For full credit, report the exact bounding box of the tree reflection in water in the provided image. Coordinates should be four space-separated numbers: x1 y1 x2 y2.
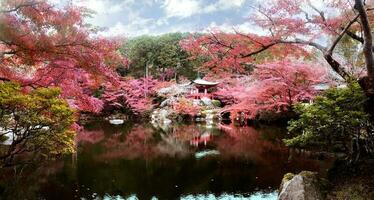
0 121 334 200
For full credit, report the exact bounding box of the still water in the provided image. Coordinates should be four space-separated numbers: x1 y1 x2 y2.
0 121 332 200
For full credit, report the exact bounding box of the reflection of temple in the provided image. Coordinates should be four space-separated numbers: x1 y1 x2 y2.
190 132 213 147
189 78 219 100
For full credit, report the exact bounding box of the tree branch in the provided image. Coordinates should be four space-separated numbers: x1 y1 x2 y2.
0 2 41 13
327 14 360 54
0 77 10 82
346 30 364 43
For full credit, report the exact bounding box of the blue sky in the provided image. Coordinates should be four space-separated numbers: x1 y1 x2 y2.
55 0 259 37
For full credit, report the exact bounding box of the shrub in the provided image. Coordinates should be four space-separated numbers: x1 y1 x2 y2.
0 82 76 167
285 82 373 162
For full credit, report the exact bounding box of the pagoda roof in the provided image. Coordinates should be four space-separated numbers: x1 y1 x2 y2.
192 78 219 86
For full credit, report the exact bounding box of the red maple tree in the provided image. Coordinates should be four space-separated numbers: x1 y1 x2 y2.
219 61 327 120
0 0 127 112
101 77 160 114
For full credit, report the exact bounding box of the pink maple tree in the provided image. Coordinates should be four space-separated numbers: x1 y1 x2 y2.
180 0 369 119
0 0 127 112
220 61 327 120
180 32 308 78
173 98 201 116
181 0 367 81
213 75 254 106
101 77 159 114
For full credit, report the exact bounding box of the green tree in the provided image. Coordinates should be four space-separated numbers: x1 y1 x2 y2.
0 82 75 167
121 35 158 77
285 83 373 162
120 33 199 80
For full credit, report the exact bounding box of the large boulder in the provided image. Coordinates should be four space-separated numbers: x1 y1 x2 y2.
278 171 327 200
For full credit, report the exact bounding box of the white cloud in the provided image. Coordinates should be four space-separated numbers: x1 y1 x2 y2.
203 21 268 35
98 16 156 37
100 22 128 37
204 22 233 33
156 18 169 26
162 0 201 18
204 0 246 13
235 22 268 35
73 0 134 14
168 22 197 33
162 0 247 19
53 0 253 37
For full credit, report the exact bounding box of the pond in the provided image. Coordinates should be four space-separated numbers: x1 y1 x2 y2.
0 120 333 200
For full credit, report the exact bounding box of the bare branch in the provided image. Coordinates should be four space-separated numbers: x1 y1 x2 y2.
327 14 360 54
307 0 326 22
241 43 277 58
345 30 364 43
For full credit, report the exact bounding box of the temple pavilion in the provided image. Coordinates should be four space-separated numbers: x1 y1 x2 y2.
189 78 219 99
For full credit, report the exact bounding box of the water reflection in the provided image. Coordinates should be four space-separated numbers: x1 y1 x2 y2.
0 121 333 200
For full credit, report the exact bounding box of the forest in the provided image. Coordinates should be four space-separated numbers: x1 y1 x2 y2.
0 0 374 199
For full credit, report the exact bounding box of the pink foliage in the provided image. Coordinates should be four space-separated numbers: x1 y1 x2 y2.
213 76 254 106
251 0 348 38
221 61 327 120
31 61 108 113
179 0 348 120
0 0 127 113
181 33 308 78
101 77 160 114
173 98 201 116
180 33 254 77
180 0 353 79
159 68 176 81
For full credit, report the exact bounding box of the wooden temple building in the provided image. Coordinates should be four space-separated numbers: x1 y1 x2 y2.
189 78 219 99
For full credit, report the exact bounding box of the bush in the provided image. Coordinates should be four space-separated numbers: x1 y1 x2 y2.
0 82 76 167
285 82 373 161
211 100 221 107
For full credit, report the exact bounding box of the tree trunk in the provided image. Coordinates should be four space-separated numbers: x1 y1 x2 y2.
359 77 374 115
355 0 374 76
355 0 374 115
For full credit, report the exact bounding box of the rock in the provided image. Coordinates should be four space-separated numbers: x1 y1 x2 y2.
151 108 174 127
278 171 326 200
195 150 220 159
195 117 201 122
163 118 172 124
159 109 169 119
160 99 169 107
109 119 124 125
160 97 178 107
192 99 201 106
201 97 212 106
0 127 12 145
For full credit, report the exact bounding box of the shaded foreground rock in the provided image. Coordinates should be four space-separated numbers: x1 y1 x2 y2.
278 171 327 200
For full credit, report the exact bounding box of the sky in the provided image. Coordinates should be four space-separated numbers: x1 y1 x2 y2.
53 0 258 37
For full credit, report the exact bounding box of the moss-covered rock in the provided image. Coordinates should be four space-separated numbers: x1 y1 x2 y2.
283 173 295 182
278 171 327 200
